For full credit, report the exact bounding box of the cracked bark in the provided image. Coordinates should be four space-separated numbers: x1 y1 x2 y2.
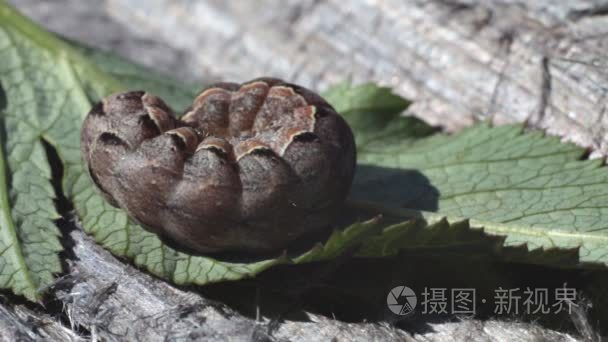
3 0 607 340
532 56 553 126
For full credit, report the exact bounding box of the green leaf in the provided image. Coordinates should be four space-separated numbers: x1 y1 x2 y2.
0 126 60 302
0 3 67 301
352 206 581 267
323 81 436 146
349 108 608 266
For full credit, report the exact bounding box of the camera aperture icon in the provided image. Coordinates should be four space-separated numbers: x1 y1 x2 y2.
387 286 417 315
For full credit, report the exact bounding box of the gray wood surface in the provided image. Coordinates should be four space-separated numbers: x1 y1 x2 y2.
0 300 81 341
5 0 607 340
101 0 608 157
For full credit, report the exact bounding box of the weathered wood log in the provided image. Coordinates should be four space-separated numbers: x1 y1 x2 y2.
0 300 80 341
100 0 608 156
7 0 605 340
54 227 414 341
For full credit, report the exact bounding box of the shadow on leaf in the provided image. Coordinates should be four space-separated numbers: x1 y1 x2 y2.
352 164 440 212
0 82 6 113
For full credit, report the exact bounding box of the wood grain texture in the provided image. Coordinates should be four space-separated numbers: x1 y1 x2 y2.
102 0 608 157
0 300 81 341
7 0 605 340
60 227 413 342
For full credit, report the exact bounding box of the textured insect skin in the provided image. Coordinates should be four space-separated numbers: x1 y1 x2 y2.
81 78 356 253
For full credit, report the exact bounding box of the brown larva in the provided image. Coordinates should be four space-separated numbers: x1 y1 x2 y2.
81 78 356 253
